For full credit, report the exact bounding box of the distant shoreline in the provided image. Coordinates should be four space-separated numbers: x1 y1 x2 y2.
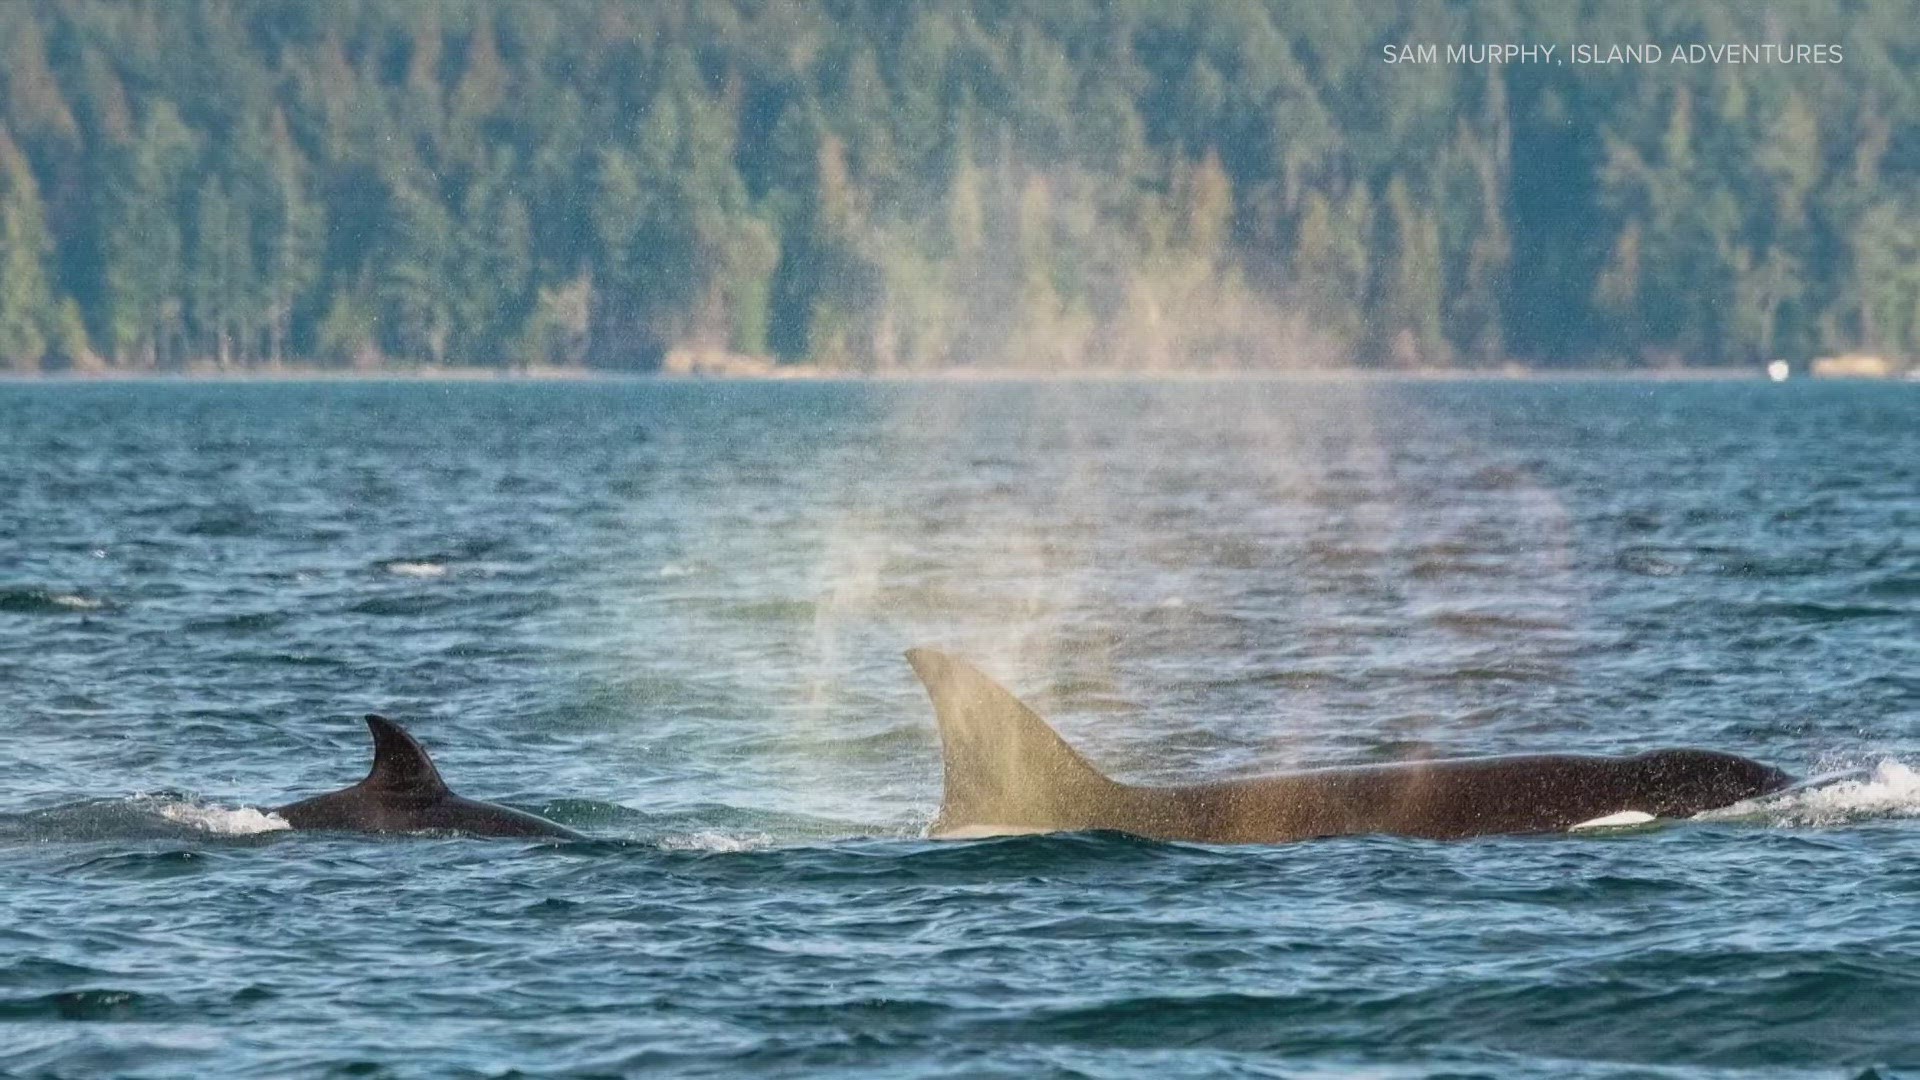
0 363 1811 384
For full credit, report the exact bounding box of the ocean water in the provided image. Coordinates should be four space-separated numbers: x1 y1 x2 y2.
0 377 1915 1078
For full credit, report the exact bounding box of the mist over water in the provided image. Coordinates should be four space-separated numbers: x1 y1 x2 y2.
1 378 1916 1077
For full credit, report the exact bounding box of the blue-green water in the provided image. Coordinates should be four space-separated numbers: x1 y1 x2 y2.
1 379 1916 1078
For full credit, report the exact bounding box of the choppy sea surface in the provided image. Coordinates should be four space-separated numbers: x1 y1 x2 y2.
0 378 1916 1078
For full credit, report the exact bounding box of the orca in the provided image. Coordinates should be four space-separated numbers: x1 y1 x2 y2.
905 649 1794 843
275 715 583 840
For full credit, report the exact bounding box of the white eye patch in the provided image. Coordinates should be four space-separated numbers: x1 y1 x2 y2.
1569 810 1657 832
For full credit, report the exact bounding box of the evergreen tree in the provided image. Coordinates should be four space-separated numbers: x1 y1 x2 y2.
0 1 1913 372
0 127 54 371
449 152 533 363
257 112 324 364
1374 176 1447 367
101 102 194 367
189 178 254 365
377 177 456 365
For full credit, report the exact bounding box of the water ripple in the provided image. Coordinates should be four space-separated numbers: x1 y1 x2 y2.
0 380 1916 1077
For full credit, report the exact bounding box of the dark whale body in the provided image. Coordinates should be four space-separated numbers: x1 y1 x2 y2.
275 715 583 840
905 649 1794 843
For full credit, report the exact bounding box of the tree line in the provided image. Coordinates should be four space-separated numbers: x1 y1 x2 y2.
0 0 1913 373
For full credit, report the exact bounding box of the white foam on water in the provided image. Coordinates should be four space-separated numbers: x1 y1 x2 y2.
656 563 700 579
658 830 774 853
385 561 447 578
155 801 292 835
1698 759 1920 828
51 594 104 610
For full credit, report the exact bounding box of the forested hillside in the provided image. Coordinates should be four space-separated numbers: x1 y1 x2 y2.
0 1 1911 372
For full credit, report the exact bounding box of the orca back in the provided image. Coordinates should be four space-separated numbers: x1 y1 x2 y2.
906 648 1795 843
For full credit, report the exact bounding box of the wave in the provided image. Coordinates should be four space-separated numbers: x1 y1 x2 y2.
657 830 777 852
345 594 465 616
0 795 288 844
0 791 878 848
1425 609 1573 635
0 587 109 614
1699 759 1920 827
0 989 161 1021
381 560 449 578
152 799 290 835
9 761 1915 849
1746 601 1905 623
1862 574 1920 599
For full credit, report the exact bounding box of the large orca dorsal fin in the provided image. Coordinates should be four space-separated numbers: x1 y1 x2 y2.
905 648 1120 835
361 714 450 797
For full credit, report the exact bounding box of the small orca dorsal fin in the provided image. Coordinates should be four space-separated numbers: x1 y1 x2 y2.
905 648 1120 835
361 714 450 797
